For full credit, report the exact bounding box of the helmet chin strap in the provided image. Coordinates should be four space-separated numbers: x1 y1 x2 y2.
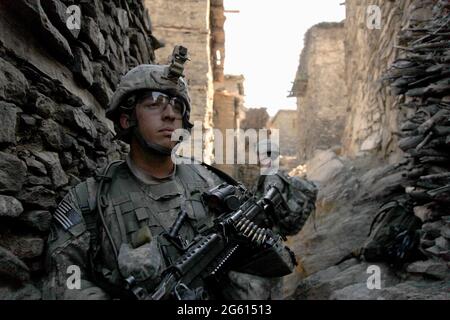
121 112 184 157
133 127 174 156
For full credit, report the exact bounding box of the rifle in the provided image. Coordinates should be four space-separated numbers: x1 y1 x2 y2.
125 183 297 300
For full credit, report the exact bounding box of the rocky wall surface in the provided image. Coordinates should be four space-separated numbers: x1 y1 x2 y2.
286 148 449 300
0 0 156 299
342 0 417 160
290 22 347 162
285 0 450 300
384 0 450 272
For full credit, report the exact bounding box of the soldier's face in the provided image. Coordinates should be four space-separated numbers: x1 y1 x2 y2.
133 95 183 150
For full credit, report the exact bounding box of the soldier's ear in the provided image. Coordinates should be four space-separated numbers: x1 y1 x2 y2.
120 113 130 129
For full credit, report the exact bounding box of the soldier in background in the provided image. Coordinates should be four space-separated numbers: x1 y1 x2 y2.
43 46 313 300
253 139 318 298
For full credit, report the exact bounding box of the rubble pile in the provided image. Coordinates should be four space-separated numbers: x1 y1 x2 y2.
289 163 307 177
386 0 450 265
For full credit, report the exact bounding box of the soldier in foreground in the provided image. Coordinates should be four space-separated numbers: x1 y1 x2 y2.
44 46 316 300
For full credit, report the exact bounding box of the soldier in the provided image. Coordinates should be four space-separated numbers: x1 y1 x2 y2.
252 139 318 299
43 46 310 300
254 139 317 237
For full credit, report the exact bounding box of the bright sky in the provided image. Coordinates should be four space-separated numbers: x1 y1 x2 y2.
223 0 346 116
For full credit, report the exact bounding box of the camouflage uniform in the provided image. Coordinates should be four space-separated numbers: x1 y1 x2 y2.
44 155 307 299
43 46 308 300
255 139 317 236
44 154 272 299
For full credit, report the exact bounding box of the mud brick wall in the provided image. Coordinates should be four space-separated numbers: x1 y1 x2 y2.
144 0 227 165
270 110 299 157
342 0 418 160
0 0 156 299
290 22 347 162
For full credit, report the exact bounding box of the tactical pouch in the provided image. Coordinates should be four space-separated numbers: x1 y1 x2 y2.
256 172 318 237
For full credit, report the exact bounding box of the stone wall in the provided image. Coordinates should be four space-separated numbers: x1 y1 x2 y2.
291 1 433 162
236 107 270 188
384 0 450 275
213 75 245 177
290 22 347 162
0 0 155 299
342 0 417 160
269 110 298 157
240 107 270 131
284 0 450 300
210 0 226 83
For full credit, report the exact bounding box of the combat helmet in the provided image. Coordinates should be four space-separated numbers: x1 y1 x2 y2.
106 45 193 155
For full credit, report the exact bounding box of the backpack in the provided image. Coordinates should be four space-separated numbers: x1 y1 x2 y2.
255 171 318 236
362 197 422 266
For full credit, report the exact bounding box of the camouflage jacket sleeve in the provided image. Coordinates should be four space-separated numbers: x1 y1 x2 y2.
43 188 109 300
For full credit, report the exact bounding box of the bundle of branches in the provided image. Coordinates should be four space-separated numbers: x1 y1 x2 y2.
385 0 450 263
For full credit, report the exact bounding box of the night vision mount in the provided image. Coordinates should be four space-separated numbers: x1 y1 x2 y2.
167 45 190 81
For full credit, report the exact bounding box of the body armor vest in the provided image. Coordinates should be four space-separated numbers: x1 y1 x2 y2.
74 160 225 296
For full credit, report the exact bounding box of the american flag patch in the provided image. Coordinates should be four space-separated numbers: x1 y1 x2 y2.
53 200 82 230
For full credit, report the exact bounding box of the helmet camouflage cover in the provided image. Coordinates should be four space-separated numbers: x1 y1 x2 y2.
106 45 193 131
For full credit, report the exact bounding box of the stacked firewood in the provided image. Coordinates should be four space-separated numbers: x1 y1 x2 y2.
386 0 450 263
